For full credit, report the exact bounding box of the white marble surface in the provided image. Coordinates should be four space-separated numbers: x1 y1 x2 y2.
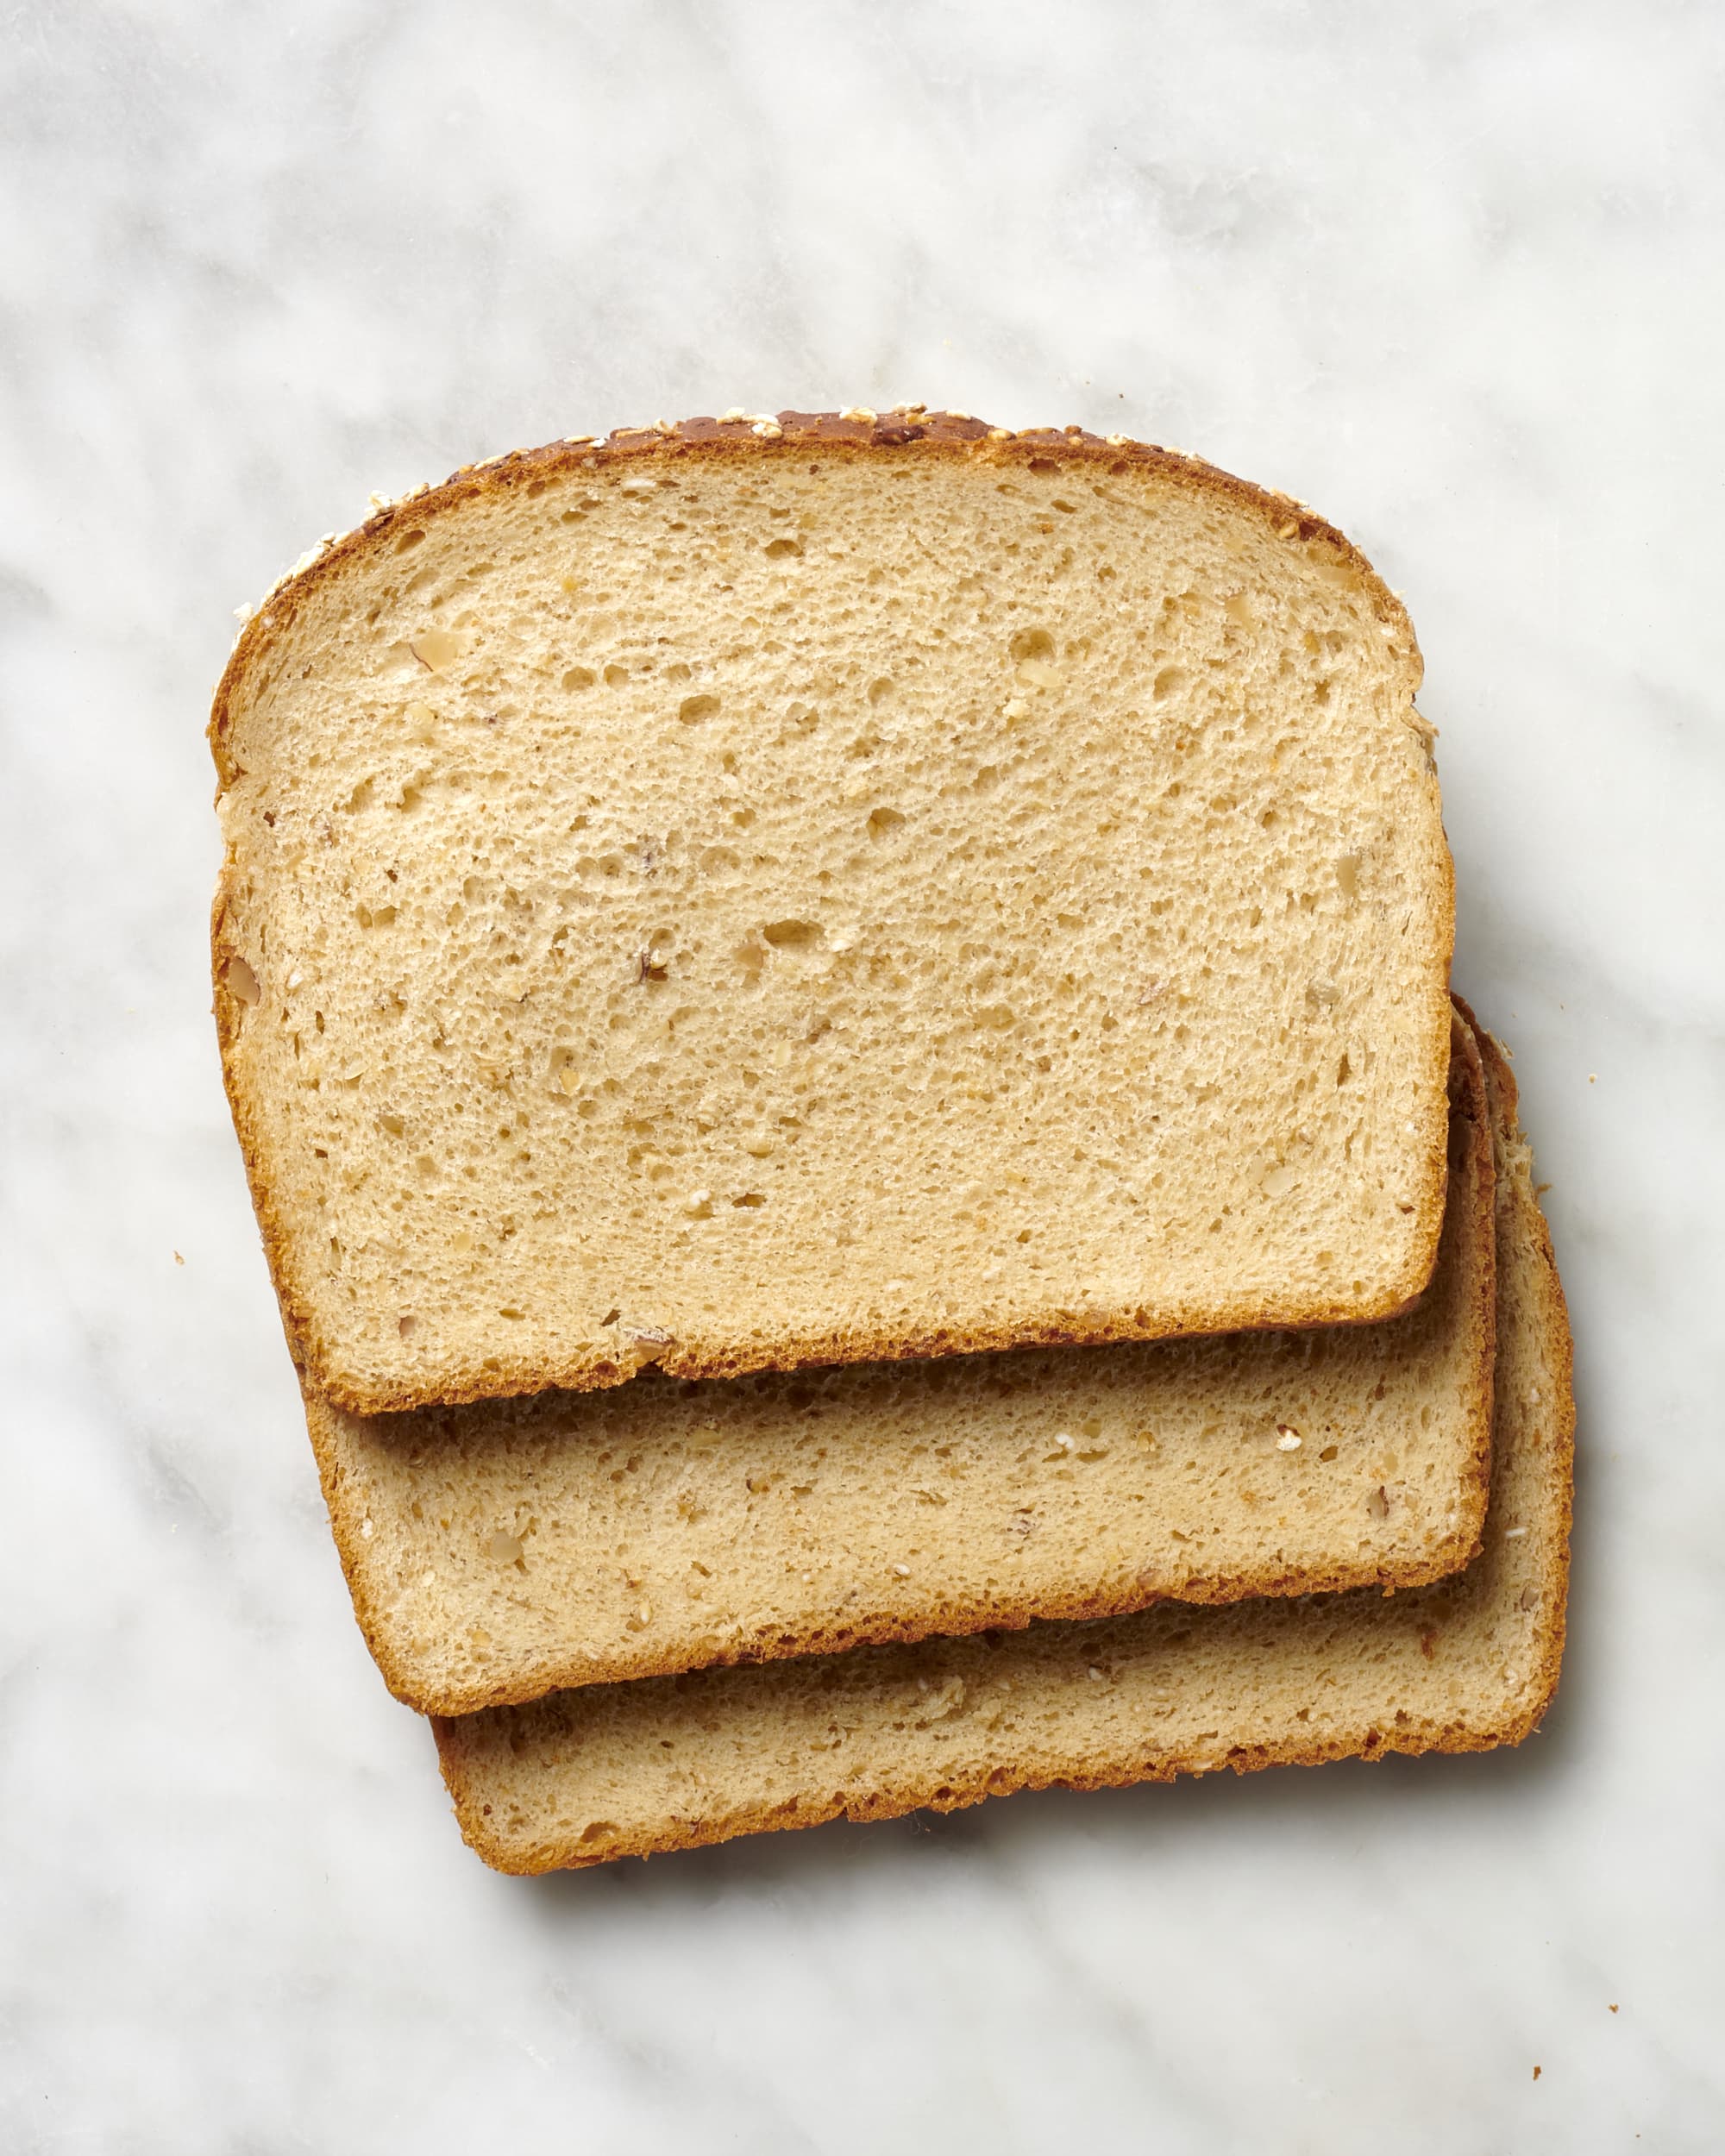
3 3 1722 2147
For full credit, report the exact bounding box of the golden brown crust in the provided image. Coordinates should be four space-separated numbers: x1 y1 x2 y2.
429 1007 1569 1875
210 407 1454 1413
310 1006 1493 1715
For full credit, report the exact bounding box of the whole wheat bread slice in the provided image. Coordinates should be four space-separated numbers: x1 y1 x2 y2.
211 408 1453 1415
433 1024 1567 1873
310 1012 1492 1715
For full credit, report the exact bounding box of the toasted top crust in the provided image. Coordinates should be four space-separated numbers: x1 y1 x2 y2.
210 406 1421 787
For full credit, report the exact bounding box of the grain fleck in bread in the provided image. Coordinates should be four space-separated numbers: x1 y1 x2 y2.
310 1012 1492 1714
212 408 1454 1413
432 1022 1567 1873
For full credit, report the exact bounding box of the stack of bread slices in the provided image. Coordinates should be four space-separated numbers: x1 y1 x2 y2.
211 408 1572 1872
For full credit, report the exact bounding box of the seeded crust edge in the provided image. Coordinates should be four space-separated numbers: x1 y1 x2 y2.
429 1012 1569 1872
304 1011 1491 1716
209 407 1456 1414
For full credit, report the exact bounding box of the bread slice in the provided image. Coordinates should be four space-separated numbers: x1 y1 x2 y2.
433 1024 1567 1873
310 1011 1492 1715
211 408 1453 1415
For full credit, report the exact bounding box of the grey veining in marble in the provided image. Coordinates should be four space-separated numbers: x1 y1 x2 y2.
3 3 1723 2149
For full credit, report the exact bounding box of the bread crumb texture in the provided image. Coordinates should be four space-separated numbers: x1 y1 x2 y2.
212 411 1453 1412
433 1025 1570 1872
312 1012 1492 1714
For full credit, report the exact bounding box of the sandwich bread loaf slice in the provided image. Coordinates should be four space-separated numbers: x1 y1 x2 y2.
212 408 1454 1414
433 1024 1568 1874
310 1012 1492 1714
